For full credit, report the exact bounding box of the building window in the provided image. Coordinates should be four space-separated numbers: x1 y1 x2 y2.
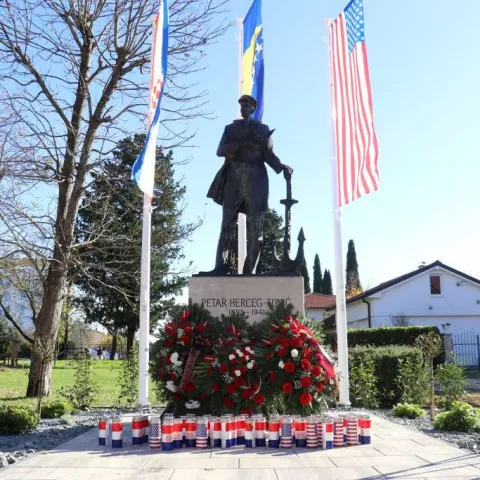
430 275 441 295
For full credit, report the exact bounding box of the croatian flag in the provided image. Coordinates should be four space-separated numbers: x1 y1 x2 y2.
131 0 169 197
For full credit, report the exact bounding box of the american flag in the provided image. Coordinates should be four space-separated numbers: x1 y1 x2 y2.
329 0 379 206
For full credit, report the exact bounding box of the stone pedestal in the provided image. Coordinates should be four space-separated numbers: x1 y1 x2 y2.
188 276 304 323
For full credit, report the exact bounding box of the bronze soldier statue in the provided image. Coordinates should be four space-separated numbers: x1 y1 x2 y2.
203 95 293 275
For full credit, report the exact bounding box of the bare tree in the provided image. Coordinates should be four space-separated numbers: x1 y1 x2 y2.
0 0 230 396
390 313 410 327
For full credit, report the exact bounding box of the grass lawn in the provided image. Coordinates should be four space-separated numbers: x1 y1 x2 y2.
0 359 161 410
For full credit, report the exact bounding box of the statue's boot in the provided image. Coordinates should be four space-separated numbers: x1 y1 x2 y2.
197 264 230 276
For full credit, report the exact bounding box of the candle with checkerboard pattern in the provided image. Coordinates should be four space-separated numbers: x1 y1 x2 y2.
132 416 143 445
267 415 280 448
245 417 254 448
185 415 197 448
322 417 334 450
161 416 174 451
111 418 123 448
295 418 307 448
359 415 371 444
236 415 246 445
254 414 266 447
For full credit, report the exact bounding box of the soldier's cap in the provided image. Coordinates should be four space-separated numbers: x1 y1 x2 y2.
238 94 257 109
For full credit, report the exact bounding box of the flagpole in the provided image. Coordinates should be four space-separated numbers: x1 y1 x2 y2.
137 16 158 408
236 17 247 274
325 17 350 406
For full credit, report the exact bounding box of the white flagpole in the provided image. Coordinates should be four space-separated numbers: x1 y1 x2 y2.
236 17 247 274
325 18 350 406
138 17 158 408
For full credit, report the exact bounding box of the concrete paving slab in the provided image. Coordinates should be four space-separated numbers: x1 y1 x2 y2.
0 413 476 480
274 467 384 479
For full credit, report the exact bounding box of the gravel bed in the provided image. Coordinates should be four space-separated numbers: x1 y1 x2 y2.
0 407 164 469
370 409 480 454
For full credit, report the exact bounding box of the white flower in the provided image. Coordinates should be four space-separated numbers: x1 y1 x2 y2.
170 352 182 366
245 346 253 353
278 360 285 369
185 400 200 410
236 349 243 357
166 380 177 392
245 355 250 361
229 354 235 360
291 349 299 358
247 361 254 369
234 369 241 377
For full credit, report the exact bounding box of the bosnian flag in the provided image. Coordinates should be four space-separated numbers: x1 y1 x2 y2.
131 0 169 197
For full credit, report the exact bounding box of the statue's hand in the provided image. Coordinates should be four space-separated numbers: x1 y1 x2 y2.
282 164 293 179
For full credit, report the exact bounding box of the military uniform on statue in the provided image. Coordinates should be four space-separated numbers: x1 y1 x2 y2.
203 94 293 275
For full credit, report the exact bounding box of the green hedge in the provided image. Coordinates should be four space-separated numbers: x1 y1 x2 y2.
0 405 38 434
349 345 424 407
327 325 441 349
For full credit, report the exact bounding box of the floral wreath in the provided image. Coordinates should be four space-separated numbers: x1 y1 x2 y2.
157 305 218 413
256 313 337 414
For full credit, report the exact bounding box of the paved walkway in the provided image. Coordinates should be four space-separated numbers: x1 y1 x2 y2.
1 414 480 479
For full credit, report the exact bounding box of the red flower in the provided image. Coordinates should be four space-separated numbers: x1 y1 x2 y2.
302 348 312 359
284 362 296 374
223 397 235 409
282 382 293 394
174 393 183 401
277 345 288 357
179 309 191 321
300 377 312 388
170 372 177 380
299 393 313 406
266 352 274 360
316 382 325 393
195 322 206 333
311 366 322 377
268 371 277 382
212 383 221 392
165 339 174 348
300 359 312 371
219 364 228 374
290 337 303 348
184 326 193 335
165 322 177 337
235 377 247 388
185 382 195 392
197 393 205 400
242 389 251 399
240 407 253 415
231 358 238 365
180 335 191 345
254 394 265 405
226 383 237 394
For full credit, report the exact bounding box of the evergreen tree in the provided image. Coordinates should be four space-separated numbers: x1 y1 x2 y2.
300 257 311 293
322 269 333 295
346 239 362 296
73 135 197 353
229 208 284 275
313 254 323 293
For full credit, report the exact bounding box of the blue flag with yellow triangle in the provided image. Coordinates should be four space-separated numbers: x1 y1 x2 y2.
242 0 264 121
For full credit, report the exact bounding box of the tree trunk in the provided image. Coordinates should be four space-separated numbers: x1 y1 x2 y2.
26 261 68 397
63 321 69 360
126 327 135 356
110 331 118 360
26 352 53 397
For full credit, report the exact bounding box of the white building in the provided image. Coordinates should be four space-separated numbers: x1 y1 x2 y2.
324 261 480 365
305 293 336 320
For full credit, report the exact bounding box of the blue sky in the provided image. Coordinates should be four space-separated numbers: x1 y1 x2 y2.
170 0 480 298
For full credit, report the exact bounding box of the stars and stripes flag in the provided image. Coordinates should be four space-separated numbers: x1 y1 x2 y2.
131 0 169 197
329 0 379 206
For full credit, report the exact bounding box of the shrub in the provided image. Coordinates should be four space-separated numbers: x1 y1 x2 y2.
328 326 441 349
434 401 480 433
0 405 38 434
117 344 139 407
60 355 98 410
392 403 425 419
41 399 73 419
349 345 424 407
349 352 379 408
436 363 468 409
396 355 429 405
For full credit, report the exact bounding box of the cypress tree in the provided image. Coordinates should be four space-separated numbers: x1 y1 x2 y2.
346 239 362 296
300 257 311 293
322 269 333 295
313 254 323 293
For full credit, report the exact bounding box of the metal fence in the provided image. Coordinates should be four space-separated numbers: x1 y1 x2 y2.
452 330 480 368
